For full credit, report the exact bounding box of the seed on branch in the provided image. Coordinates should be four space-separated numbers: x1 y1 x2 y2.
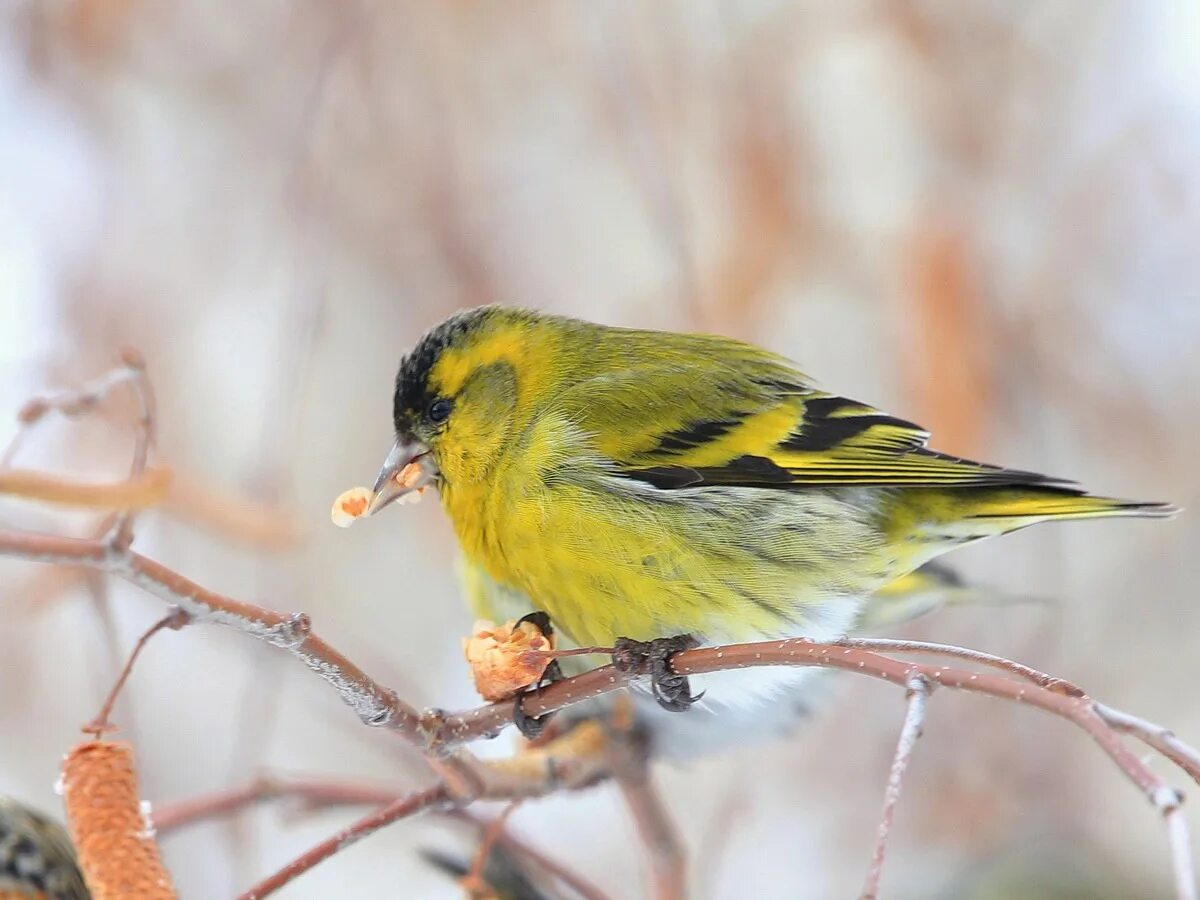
463 619 556 702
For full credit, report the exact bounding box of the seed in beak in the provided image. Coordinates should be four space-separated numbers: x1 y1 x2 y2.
392 461 427 490
331 463 429 528
331 487 375 527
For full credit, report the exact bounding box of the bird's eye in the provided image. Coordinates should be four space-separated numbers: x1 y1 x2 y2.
427 398 452 423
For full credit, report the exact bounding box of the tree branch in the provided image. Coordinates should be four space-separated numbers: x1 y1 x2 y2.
462 800 520 897
1095 703 1200 790
860 675 931 900
0 467 172 509
5 362 1198 898
152 776 407 834
1165 794 1199 900
82 606 190 738
837 637 1084 696
0 529 422 736
455 809 612 900
2 360 142 467
7 523 1198 895
616 757 686 900
106 348 157 551
154 777 612 900
236 786 450 900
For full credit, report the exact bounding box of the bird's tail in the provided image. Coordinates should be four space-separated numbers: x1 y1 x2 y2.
963 489 1177 525
898 485 1177 555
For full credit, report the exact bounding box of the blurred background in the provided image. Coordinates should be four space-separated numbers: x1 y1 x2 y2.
2 1 1199 897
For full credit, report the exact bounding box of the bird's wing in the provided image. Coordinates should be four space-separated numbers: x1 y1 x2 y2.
560 353 1072 491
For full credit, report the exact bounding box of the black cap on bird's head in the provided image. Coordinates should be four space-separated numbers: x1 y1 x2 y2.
391 306 497 437
369 306 505 514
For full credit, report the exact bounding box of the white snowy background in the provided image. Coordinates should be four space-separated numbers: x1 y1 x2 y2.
2 2 1198 897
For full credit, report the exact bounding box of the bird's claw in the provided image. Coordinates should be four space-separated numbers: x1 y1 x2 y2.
612 635 703 712
512 611 562 739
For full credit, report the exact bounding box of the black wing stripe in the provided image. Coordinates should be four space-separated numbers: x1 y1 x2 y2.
620 466 705 489
779 414 922 453
650 417 745 454
623 455 792 489
800 395 859 417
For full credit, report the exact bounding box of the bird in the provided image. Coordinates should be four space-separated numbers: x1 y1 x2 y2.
364 305 1174 741
0 797 89 900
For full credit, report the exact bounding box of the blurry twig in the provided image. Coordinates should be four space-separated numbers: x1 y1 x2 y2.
164 474 303 550
615 745 686 900
0 467 171 509
106 348 156 551
462 800 521 898
237 786 450 900
860 675 931 900
153 776 405 834
455 809 611 900
154 774 608 900
1166 798 1200 900
81 607 190 738
0 349 163 518
1 358 142 468
894 223 992 458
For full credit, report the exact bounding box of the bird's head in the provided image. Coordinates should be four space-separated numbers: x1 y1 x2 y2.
368 306 552 514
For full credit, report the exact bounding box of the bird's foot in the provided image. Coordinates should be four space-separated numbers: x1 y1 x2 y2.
512 611 563 740
612 634 703 712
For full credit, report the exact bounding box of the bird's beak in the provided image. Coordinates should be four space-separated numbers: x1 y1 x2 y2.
366 437 436 515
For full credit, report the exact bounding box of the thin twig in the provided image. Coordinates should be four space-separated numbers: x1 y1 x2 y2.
1096 703 1200 789
0 467 171 509
1164 796 1199 900
0 529 422 736
837 637 1084 696
153 777 405 834
155 777 610 900
610 721 685 900
0 349 158 539
860 674 932 900
236 786 450 900
81 607 190 738
617 765 686 900
1 364 140 467
456 810 611 900
107 349 157 551
463 800 521 896
164 474 302 550
845 641 1200 791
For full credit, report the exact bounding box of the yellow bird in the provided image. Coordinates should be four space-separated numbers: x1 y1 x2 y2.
366 306 1173 735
